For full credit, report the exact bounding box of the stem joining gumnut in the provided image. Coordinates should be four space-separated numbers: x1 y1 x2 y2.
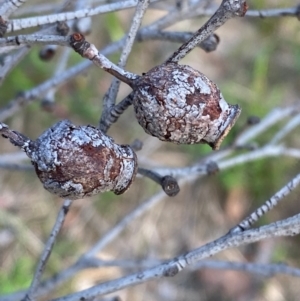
69 34 240 150
1 120 137 199
133 62 241 150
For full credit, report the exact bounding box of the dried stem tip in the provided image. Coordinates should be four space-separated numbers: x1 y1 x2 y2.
0 120 137 199
133 63 241 150
138 168 180 197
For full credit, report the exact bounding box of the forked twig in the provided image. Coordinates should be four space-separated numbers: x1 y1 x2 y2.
99 0 150 132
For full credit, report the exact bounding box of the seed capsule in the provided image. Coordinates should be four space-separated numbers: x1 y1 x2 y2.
1 120 137 199
133 63 241 150
69 34 240 149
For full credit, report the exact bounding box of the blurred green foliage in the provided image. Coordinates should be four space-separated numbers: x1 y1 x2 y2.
0 257 33 294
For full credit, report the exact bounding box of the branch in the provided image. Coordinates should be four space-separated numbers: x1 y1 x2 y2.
70 33 139 86
150 145 300 179
137 31 219 52
0 60 91 121
0 34 69 47
0 0 27 16
230 173 300 233
99 0 150 132
269 113 300 145
166 0 248 63
5 0 151 34
138 167 180 197
51 213 300 300
234 105 300 146
99 92 134 132
22 199 73 301
246 6 300 18
41 47 72 108
191 260 300 278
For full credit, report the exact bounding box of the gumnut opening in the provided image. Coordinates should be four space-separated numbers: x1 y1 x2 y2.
133 62 241 150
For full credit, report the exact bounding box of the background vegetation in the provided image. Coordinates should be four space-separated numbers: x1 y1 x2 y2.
0 0 300 300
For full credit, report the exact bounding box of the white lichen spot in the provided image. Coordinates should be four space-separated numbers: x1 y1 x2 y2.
0 123 8 129
194 75 211 94
218 93 229 111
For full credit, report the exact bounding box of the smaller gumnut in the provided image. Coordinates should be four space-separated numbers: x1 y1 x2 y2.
0 120 137 199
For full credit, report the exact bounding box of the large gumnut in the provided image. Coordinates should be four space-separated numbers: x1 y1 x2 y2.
133 62 241 150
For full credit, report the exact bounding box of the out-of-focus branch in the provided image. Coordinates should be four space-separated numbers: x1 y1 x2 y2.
0 59 90 121
246 6 300 18
166 0 248 63
5 0 159 34
235 106 300 146
0 209 44 257
191 260 300 278
50 213 300 301
269 113 300 145
0 47 29 85
230 173 300 233
137 31 219 52
0 34 69 47
41 47 72 108
22 199 73 301
0 0 28 36
150 145 300 178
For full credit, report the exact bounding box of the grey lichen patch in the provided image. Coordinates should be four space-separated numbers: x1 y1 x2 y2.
133 62 241 149
27 120 137 199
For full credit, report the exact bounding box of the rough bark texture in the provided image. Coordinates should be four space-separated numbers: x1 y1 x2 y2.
26 120 137 199
133 63 241 149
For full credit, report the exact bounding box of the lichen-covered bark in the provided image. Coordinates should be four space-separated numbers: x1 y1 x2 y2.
28 120 137 199
133 63 241 149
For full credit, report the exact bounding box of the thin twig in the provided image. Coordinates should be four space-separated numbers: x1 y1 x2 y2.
41 47 72 107
51 213 300 300
138 167 180 197
0 0 28 19
99 92 134 132
0 47 29 86
151 145 300 179
166 0 248 63
86 190 168 257
137 31 219 52
6 0 157 34
269 113 300 145
0 60 90 121
0 34 69 47
235 106 300 146
191 260 300 278
22 199 73 301
70 33 139 86
246 6 300 18
0 162 32 170
230 173 300 233
99 0 150 132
